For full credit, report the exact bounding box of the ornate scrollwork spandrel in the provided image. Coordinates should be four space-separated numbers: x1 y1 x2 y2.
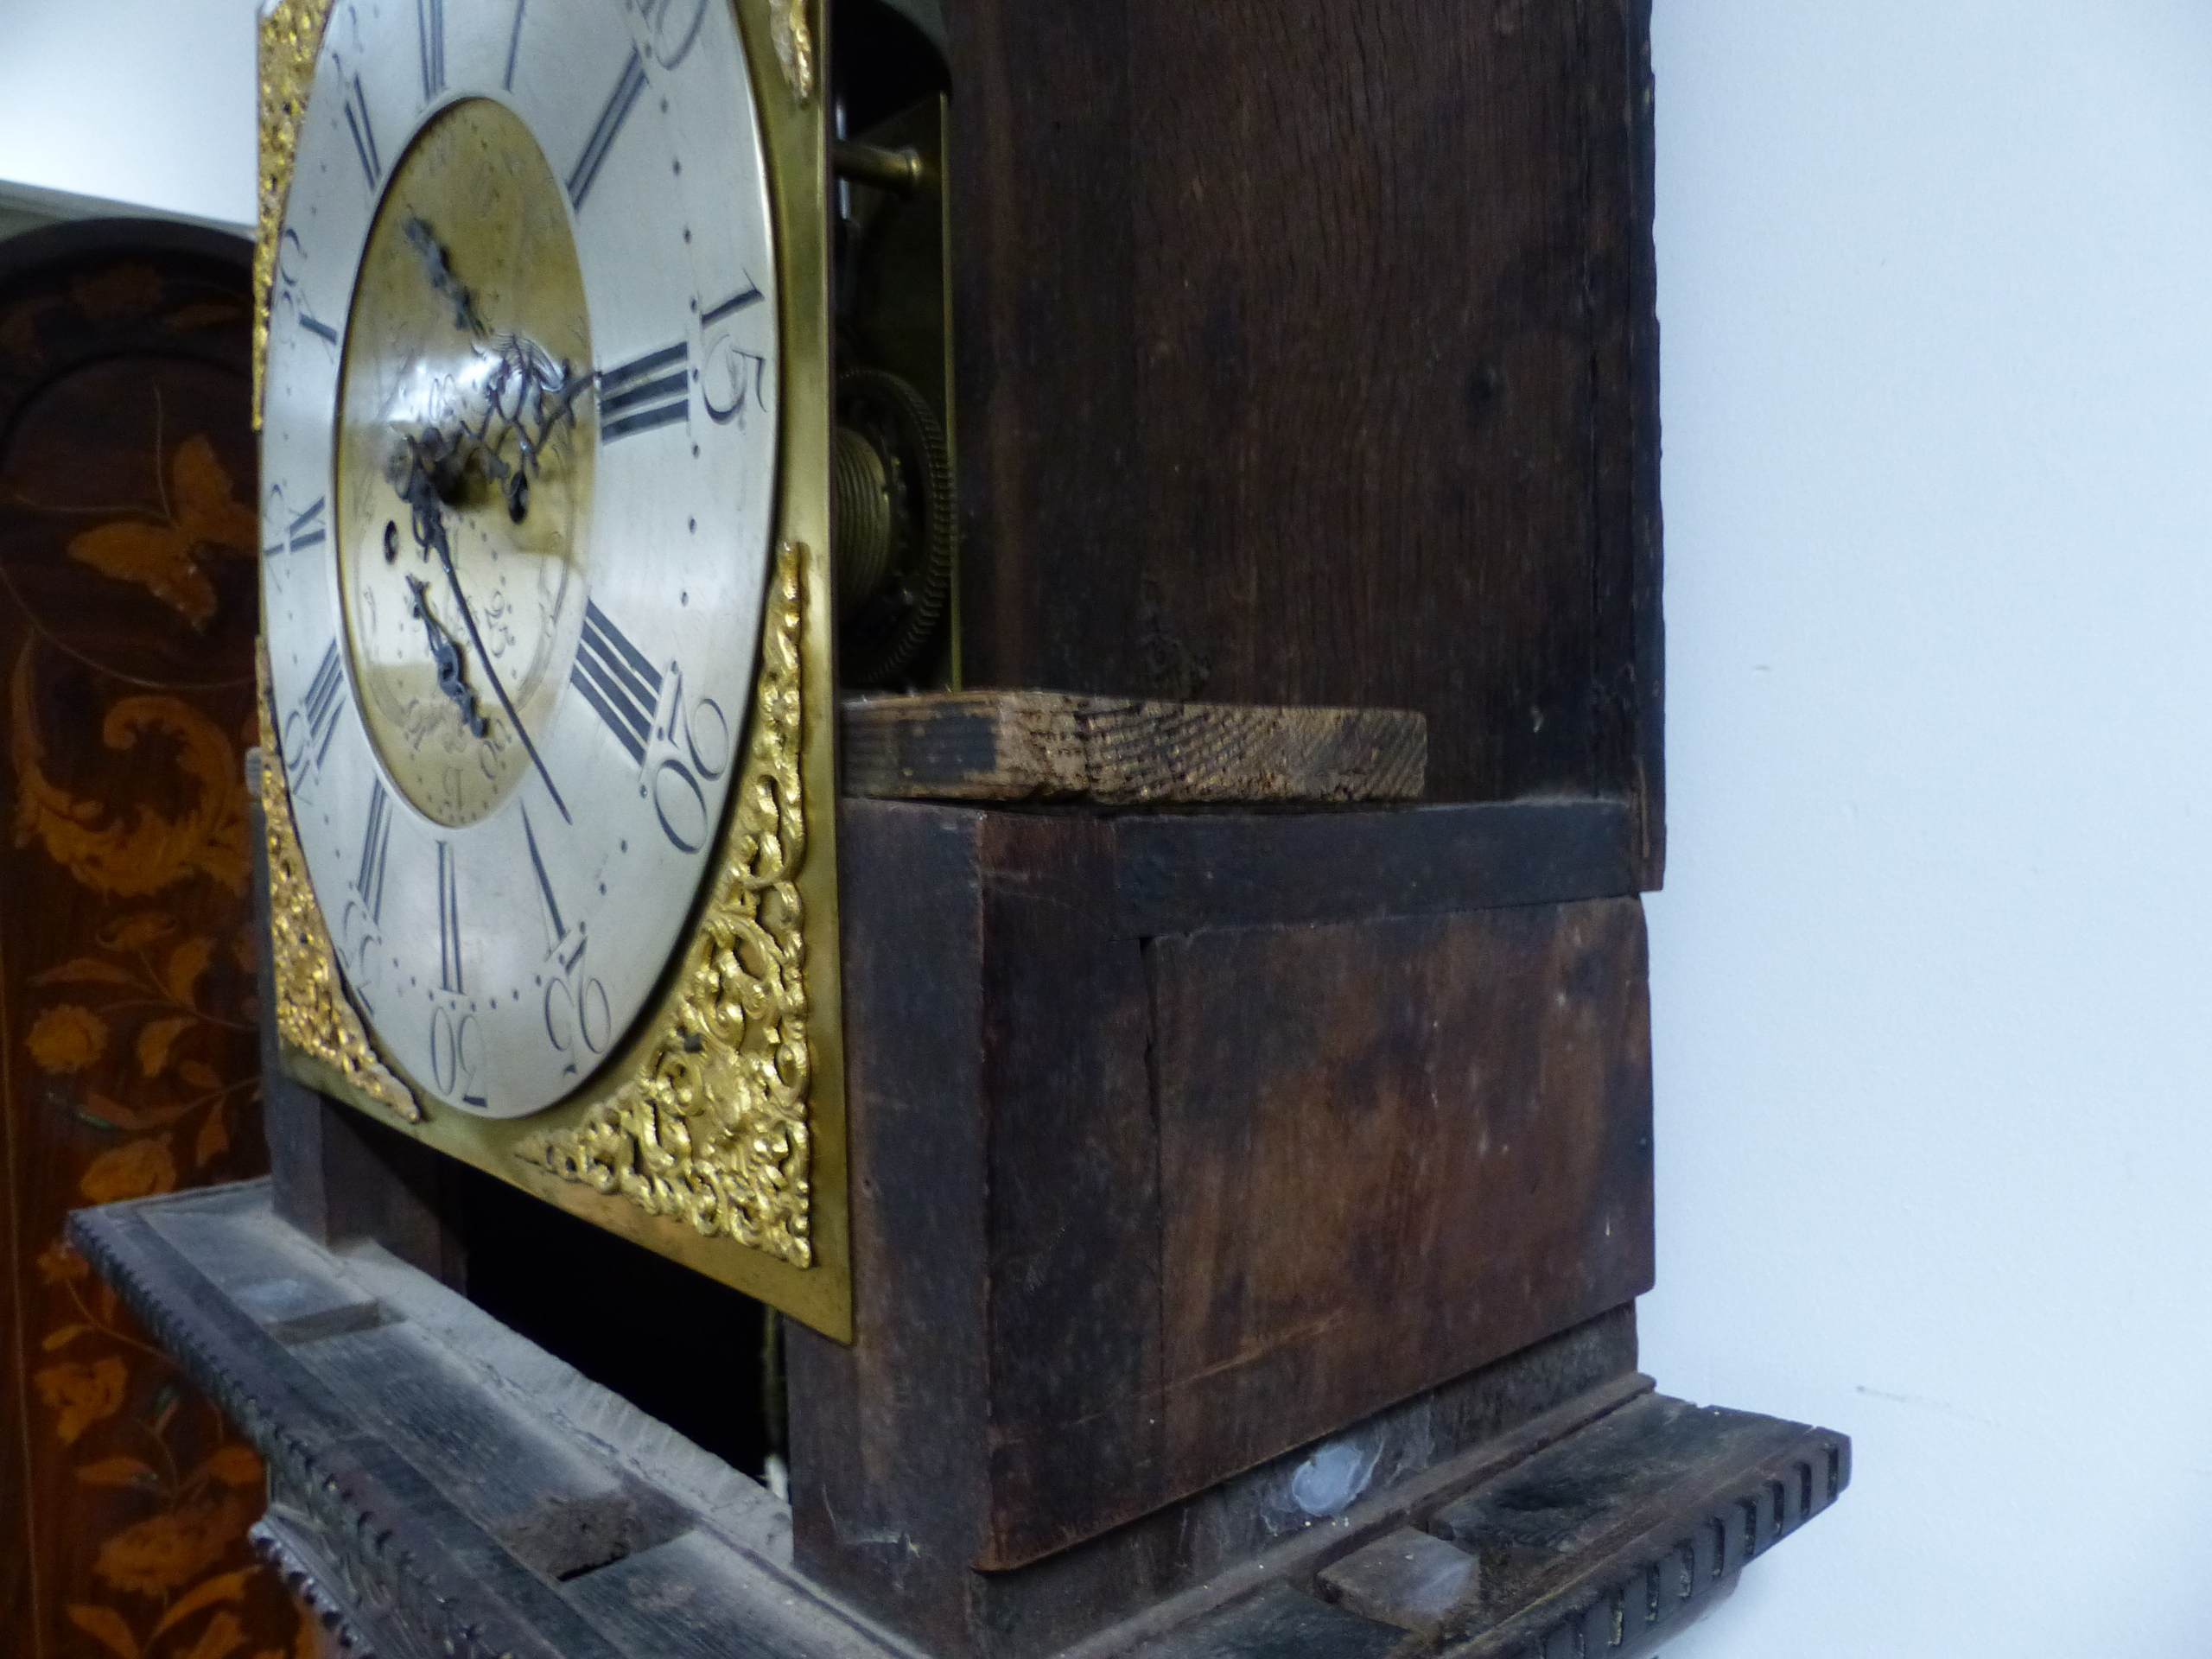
256 646 421 1123
536 543 813 1268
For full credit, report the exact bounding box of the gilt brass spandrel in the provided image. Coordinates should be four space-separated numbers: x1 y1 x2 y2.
254 0 335 429
531 542 814 1268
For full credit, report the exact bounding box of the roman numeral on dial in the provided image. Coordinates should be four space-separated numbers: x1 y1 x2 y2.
599 343 689 441
570 601 664 765
503 0 527 88
568 48 647 208
296 641 346 772
522 804 571 951
342 73 383 188
288 497 327 553
436 840 464 995
356 780 393 924
417 0 447 100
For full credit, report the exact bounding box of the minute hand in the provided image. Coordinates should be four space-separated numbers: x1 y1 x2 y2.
394 446 574 825
431 531 572 824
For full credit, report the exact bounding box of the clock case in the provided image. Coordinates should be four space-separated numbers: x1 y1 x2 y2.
254 0 855 1338
152 0 1867 1656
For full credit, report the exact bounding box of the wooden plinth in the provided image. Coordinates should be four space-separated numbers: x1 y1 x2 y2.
790 799 1657 1654
71 1182 1847 1659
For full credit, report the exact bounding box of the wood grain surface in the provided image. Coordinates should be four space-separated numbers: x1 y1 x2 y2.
942 0 1665 882
840 690 1425 804
787 799 1657 1656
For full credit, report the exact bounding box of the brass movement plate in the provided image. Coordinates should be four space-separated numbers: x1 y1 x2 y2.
255 0 849 1339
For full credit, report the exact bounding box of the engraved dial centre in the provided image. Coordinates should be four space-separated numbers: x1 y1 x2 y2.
335 96 596 828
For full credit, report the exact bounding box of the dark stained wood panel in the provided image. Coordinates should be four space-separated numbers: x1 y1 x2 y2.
1109 798 1638 937
943 0 1664 875
788 802 1656 1652
1150 897 1656 1491
972 812 1162 1567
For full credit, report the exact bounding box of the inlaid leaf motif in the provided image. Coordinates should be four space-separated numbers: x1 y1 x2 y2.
35 957 140 988
164 938 215 1007
64 1603 141 1659
152 1569 256 1639
137 1015 196 1077
10 220 302 1659
76 1456 162 1489
192 1446 264 1489
175 1610 249 1659
36 1237 90 1285
103 913 178 951
79 1138 178 1205
194 1103 232 1167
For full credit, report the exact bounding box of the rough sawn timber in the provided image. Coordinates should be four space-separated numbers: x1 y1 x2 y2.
840 690 1427 804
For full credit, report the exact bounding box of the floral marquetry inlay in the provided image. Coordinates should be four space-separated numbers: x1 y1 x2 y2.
1 228 308 1659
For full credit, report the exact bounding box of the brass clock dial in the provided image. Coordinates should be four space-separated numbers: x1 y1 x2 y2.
335 96 595 830
263 0 784 1118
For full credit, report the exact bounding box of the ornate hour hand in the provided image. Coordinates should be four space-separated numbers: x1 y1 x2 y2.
404 215 486 336
387 434 574 823
406 575 487 737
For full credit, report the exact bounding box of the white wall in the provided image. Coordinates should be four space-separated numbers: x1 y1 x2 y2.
1643 2 2212 1653
0 0 256 227
7 2 2210 1652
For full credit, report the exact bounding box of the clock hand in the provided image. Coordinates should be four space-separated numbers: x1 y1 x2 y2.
390 435 575 823
405 575 487 737
404 215 486 337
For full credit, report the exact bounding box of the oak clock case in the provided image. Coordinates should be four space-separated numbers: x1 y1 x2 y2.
257 0 849 1337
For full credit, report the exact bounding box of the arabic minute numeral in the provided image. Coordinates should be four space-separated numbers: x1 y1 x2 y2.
647 667 730 854
276 232 340 343
701 283 769 425
429 1006 485 1106
543 966 611 1079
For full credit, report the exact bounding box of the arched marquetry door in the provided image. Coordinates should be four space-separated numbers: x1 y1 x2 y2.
0 219 307 1659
